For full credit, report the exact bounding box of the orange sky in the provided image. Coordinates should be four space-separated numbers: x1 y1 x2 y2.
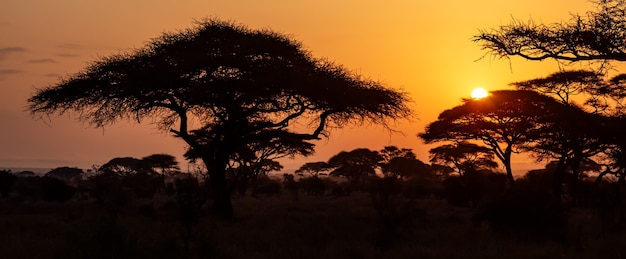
0 1 596 173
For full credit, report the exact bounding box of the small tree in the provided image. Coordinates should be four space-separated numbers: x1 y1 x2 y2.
141 154 180 176
379 146 431 179
295 161 331 177
429 141 498 177
44 166 84 185
328 148 382 185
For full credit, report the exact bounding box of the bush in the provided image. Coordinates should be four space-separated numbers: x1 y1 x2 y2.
41 177 76 202
252 176 283 197
473 189 566 241
0 170 17 198
300 176 327 195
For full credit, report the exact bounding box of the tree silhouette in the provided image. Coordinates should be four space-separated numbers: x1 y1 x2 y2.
428 141 498 177
99 157 153 177
328 148 382 185
511 72 613 201
379 146 430 179
27 19 411 218
295 161 331 177
420 90 567 184
0 170 16 198
141 154 180 176
44 166 84 185
474 0 626 64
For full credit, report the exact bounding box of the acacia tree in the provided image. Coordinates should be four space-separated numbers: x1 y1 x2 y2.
328 148 382 185
142 154 180 176
379 146 430 179
27 19 411 219
295 161 331 177
428 141 498 177
185 135 313 196
99 157 154 177
474 0 626 65
511 70 612 200
420 90 567 184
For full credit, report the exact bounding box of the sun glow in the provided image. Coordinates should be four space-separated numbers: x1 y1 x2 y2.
471 88 489 99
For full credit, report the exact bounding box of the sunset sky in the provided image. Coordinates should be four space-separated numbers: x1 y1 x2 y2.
0 1 597 173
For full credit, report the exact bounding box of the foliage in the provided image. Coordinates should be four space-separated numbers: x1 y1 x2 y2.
474 0 626 64
295 161 331 177
473 189 566 241
141 154 180 175
328 148 382 185
379 146 431 179
45 166 84 184
429 141 498 176
28 19 411 218
41 177 76 202
100 157 154 176
420 90 568 183
0 170 17 198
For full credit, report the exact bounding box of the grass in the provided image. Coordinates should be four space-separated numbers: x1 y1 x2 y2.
0 192 625 258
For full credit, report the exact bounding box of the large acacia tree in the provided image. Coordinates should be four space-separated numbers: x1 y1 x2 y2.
420 90 568 184
28 20 411 219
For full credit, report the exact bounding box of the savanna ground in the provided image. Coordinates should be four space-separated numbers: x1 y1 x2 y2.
1 189 625 259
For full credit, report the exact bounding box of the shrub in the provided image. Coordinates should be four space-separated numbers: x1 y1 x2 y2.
41 177 76 202
0 170 17 198
473 189 566 241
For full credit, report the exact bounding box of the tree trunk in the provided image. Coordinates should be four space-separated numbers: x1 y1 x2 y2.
504 162 515 185
203 154 234 220
552 158 567 202
211 171 233 219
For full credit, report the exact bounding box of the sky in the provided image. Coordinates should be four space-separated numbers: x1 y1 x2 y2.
0 0 597 173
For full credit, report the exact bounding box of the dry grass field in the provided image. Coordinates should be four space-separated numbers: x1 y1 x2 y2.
1 190 625 259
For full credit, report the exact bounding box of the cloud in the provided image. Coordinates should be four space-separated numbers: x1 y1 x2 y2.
0 69 24 81
0 47 27 60
27 58 57 64
57 43 82 50
0 69 23 75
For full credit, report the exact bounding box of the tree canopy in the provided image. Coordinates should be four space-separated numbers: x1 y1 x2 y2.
420 90 569 183
27 19 411 218
474 0 626 64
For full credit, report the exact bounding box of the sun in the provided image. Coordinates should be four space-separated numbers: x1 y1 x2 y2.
471 88 489 99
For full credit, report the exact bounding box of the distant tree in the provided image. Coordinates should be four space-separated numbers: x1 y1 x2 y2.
15 171 36 177
295 161 331 177
28 20 410 219
379 146 431 179
141 154 180 175
328 148 382 185
99 157 154 177
44 166 84 185
428 141 498 177
420 90 568 184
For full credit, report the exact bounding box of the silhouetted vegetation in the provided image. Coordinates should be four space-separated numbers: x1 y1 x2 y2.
10 2 626 257
27 19 411 219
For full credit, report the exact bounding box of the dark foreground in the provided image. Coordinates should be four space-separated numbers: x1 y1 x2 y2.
1 192 625 259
